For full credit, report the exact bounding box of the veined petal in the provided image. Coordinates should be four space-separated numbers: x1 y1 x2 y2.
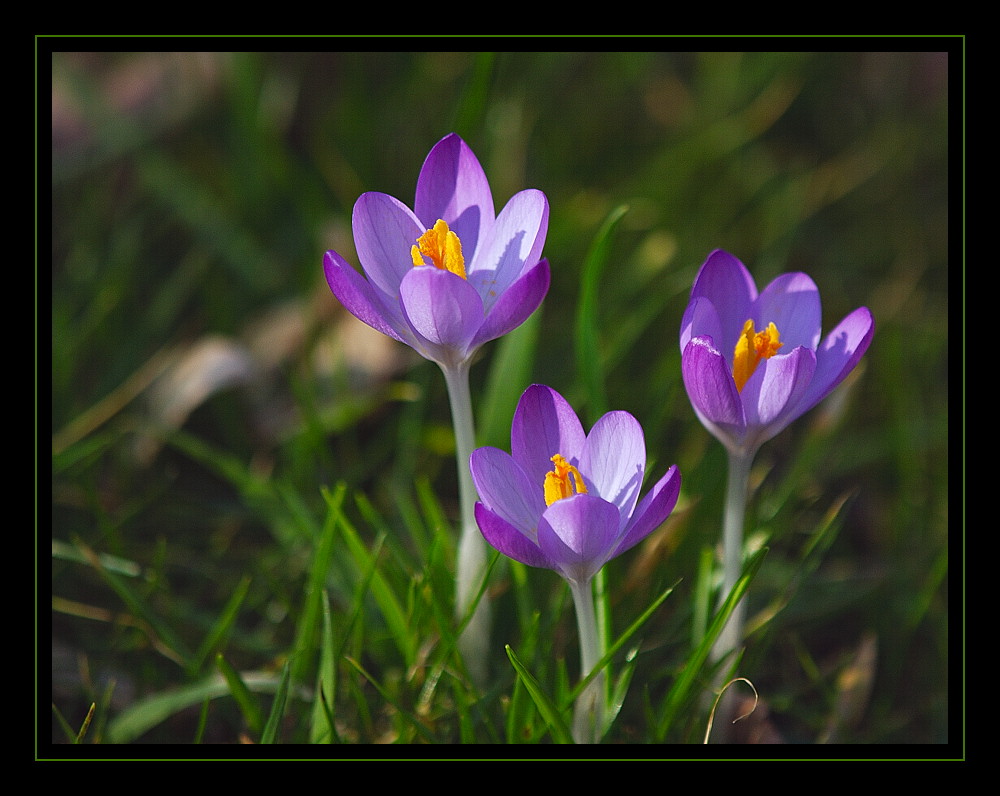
469 447 546 537
755 272 822 350
468 189 550 311
741 346 816 442
470 259 550 349
681 336 746 444
579 410 645 523
689 250 757 354
511 384 587 487
323 250 407 344
353 192 424 297
398 266 484 364
679 295 723 356
537 494 622 584
613 464 681 557
415 133 494 259
475 502 555 570
795 306 875 415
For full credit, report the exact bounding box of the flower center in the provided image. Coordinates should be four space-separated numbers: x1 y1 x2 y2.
732 319 783 392
543 454 588 506
411 219 466 279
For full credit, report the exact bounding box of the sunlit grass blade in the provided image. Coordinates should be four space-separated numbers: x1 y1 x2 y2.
343 656 437 743
655 546 768 740
215 652 264 736
505 644 574 744
310 590 340 743
260 660 291 744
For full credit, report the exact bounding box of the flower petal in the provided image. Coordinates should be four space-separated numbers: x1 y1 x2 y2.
511 385 587 487
741 346 816 445
475 502 554 570
754 272 822 350
469 447 546 537
537 494 622 584
681 336 746 446
415 133 494 259
398 266 485 364
579 410 645 523
353 192 424 298
689 250 757 355
468 189 549 312
322 250 407 343
679 295 724 356
796 306 875 415
613 464 681 557
470 259 550 349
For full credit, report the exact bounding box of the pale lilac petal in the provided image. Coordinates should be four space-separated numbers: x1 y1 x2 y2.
579 410 645 523
537 494 622 584
511 385 587 487
679 295 724 356
323 250 407 343
613 465 681 557
690 250 757 354
681 336 746 442
468 189 549 311
795 306 875 415
755 272 822 350
469 447 546 536
741 347 817 442
475 502 554 570
353 192 424 297
414 133 494 258
470 259 550 349
398 266 485 362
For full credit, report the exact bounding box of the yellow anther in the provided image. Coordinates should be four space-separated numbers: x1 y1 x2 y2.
543 454 588 506
732 319 783 392
411 219 466 279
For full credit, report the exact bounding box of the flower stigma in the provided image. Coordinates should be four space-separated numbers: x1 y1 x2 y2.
544 454 588 506
411 219 466 279
732 319 783 392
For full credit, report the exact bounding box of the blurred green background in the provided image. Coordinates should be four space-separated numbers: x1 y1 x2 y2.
50 49 951 748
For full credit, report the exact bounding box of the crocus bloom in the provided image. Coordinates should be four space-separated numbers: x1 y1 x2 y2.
323 133 550 370
470 385 681 586
679 249 874 458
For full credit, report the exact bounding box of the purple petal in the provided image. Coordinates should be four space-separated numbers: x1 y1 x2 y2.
754 272 822 351
511 385 587 487
537 494 622 584
679 295 724 356
741 346 817 443
613 464 681 557
795 306 875 415
469 447 546 536
468 189 549 309
476 502 554 570
689 250 757 355
323 250 407 344
398 266 485 363
470 259 550 349
414 133 494 259
681 336 746 444
353 192 424 298
579 410 645 523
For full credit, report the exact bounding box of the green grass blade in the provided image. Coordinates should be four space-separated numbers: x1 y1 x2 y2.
188 574 251 678
505 644 574 744
215 652 264 735
259 660 291 744
310 590 340 743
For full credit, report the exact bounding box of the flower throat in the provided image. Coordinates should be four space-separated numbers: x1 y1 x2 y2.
732 319 783 392
412 219 466 279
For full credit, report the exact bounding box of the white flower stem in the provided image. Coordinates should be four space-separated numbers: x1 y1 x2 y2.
569 577 605 744
441 361 491 685
711 449 754 665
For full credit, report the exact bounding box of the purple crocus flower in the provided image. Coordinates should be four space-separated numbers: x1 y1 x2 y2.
323 133 550 370
679 249 875 458
470 384 681 586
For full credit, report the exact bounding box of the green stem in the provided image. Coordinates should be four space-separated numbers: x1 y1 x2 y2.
569 577 604 744
441 361 491 684
712 449 754 664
